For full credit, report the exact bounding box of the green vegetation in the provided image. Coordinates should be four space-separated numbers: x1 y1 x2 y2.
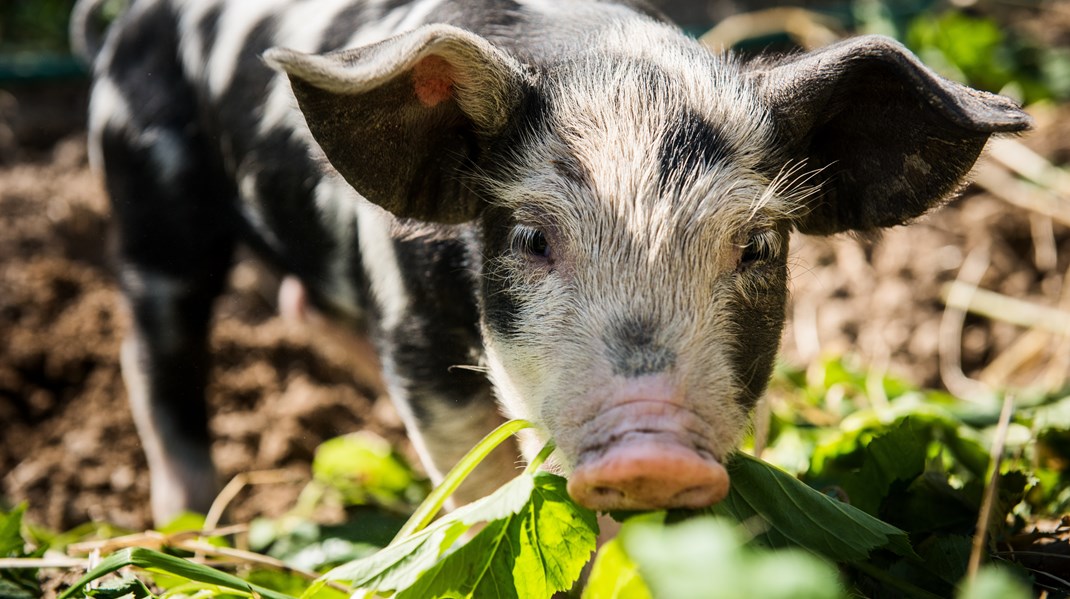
4 358 1066 597
0 0 79 53
903 11 1070 104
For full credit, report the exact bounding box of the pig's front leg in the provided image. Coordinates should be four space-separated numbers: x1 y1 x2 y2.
281 271 519 504
382 336 523 507
370 234 523 506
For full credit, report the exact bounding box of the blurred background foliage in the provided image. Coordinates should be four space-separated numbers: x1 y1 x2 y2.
0 0 79 53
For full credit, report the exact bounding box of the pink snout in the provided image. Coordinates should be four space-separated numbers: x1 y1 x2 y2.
567 442 730 511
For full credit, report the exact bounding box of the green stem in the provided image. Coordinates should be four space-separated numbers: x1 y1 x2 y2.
391 419 535 542
525 439 556 475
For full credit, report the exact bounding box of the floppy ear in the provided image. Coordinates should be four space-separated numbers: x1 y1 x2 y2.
265 25 527 223
750 35 1032 235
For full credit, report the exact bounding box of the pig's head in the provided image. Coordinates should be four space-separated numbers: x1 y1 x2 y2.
267 21 1030 511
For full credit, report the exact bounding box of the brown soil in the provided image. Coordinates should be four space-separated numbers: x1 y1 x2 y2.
2 78 1069 536
0 81 407 532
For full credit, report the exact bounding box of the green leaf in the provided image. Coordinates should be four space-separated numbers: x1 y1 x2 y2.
582 537 652 599
838 419 928 516
393 419 535 541
1030 395 1070 431
57 547 298 599
621 517 844 599
324 470 596 599
916 535 972 586
0 579 38 599
313 432 419 506
0 504 28 557
0 504 43 599
321 516 469 594
323 469 536 593
85 575 155 598
956 566 1033 599
884 471 977 535
710 453 914 562
156 512 209 535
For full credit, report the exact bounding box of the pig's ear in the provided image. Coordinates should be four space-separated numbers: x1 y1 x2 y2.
264 25 526 223
750 35 1031 235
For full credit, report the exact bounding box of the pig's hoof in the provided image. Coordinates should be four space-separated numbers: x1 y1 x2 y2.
278 276 308 322
567 443 730 511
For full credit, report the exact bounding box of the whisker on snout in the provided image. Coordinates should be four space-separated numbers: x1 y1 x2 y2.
449 364 491 374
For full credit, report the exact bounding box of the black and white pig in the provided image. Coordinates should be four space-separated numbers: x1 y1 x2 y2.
75 0 1030 525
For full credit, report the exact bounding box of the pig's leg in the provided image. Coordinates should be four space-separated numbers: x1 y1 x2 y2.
371 237 523 506
384 340 523 507
112 181 235 525
279 276 385 395
118 256 232 526
93 73 236 524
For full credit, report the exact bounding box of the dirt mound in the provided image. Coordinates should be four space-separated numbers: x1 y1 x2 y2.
784 104 1070 393
0 92 405 530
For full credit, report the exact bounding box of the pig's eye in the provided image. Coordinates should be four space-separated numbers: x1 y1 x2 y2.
739 230 778 269
512 225 552 261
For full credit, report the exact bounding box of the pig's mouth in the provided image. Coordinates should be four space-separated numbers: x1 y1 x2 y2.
565 428 730 511
567 438 729 511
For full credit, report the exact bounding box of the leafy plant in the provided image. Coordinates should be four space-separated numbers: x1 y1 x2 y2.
0 504 44 599
13 355 1070 598
904 10 1070 104
589 516 845 599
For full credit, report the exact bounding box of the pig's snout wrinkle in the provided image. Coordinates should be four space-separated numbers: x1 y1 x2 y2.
567 442 730 511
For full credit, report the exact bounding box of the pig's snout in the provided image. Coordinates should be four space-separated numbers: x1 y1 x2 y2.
567 442 730 511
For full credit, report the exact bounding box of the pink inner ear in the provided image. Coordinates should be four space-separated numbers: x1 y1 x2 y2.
412 55 455 108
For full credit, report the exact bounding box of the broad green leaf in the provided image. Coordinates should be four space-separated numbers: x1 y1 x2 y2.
313 432 419 505
710 453 914 562
838 419 928 515
622 518 844 599
582 537 652 599
0 504 43 599
916 535 972 586
321 516 469 594
396 473 598 599
512 473 598 594
323 469 536 593
57 547 297 599
0 504 28 557
956 566 1032 599
747 551 845 599
884 472 977 535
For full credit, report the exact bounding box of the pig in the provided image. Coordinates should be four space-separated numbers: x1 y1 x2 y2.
74 0 1031 525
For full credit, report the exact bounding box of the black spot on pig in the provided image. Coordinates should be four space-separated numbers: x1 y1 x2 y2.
480 208 524 339
658 111 732 193
195 4 223 66
606 317 676 377
318 3 370 52
386 234 486 421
